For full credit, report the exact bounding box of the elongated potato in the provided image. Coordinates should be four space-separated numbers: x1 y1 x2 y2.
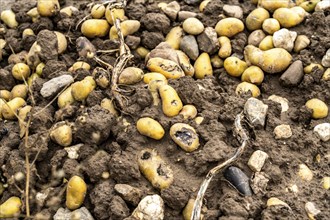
0 99 5 119
215 18 244 37
66 175 87 210
273 7 306 28
0 197 22 218
305 98 328 119
50 122 72 147
143 72 167 84
241 66 264 85
245 7 270 31
170 123 200 152
218 36 232 58
137 117 165 140
148 80 167 106
1 97 26 120
119 67 144 85
71 76 96 101
37 0 60 17
81 19 110 38
147 57 185 79
58 86 75 108
105 7 125 25
27 42 42 68
1 10 18 28
224 57 247 77
166 26 184 50
176 50 195 77
194 52 212 79
235 82 260 97
159 84 183 117
109 20 141 39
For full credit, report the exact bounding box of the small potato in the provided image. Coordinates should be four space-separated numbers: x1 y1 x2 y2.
58 86 75 108
12 63 31 81
258 0 290 11
303 63 324 74
0 99 5 119
1 10 18 29
322 176 330 190
298 164 313 181
11 84 28 99
300 0 320 12
92 67 110 89
183 199 204 220
50 122 72 147
0 197 22 218
322 68 330 81
22 28 35 38
100 98 118 116
81 19 110 38
105 7 125 25
137 117 165 140
138 149 174 190
18 105 32 138
180 104 198 119
60 6 78 17
71 76 96 101
294 35 310 53
0 90 12 101
91 4 106 19
245 7 270 31
136 46 150 58
235 82 260 97
273 7 306 28
27 7 40 22
159 84 183 117
170 123 200 152
224 56 247 77
241 66 264 85
194 116 204 125
158 2 168 10
143 72 167 84
27 42 42 68
118 67 144 85
194 52 213 79
305 98 328 119
215 18 244 37
259 35 274 51
218 36 232 59
109 20 141 39
182 18 204 35
54 31 67 54
262 18 280 35
166 26 184 50
1 97 26 120
147 57 185 79
68 61 91 72
211 55 224 68
66 175 87 210
37 0 60 17
176 50 195 77
200 0 211 12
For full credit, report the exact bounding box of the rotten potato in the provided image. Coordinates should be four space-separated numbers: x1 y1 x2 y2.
235 82 261 97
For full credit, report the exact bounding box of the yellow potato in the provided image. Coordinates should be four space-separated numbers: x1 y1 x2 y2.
305 98 328 119
22 28 35 38
100 98 118 116
18 105 32 138
0 99 5 119
27 7 40 22
143 72 167 84
298 164 313 181
147 57 185 79
137 117 165 140
218 36 232 59
235 82 260 97
259 35 274 51
273 7 306 28
1 97 26 120
68 61 91 72
28 73 40 86
58 86 75 108
194 52 213 79
241 66 264 85
211 55 224 68
119 67 144 85
0 90 12 101
294 35 310 53
166 26 184 50
54 31 67 54
12 63 31 81
81 19 110 38
183 199 204 220
138 149 174 190
176 50 195 77
36 62 45 76
11 84 28 99
245 7 270 31
322 176 330 190
92 67 110 89
159 84 183 117
303 63 324 74
244 45 292 74
0 197 22 218
60 6 78 17
91 4 106 19
322 68 330 81
258 0 290 11
215 18 244 37
37 0 60 17
66 175 87 210
262 18 280 35
105 7 125 25
1 10 18 28
71 76 96 101
170 123 200 152
300 0 320 12
136 46 150 58
179 104 198 119
194 116 204 125
182 18 204 35
50 122 72 147
27 42 42 68
224 56 247 77
109 20 141 39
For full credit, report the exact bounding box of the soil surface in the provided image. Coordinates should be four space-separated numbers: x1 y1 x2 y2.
0 0 329 220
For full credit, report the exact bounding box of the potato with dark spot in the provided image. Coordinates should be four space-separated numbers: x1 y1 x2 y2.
159 84 183 117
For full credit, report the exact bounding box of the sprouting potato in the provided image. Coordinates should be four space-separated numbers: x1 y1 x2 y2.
100 98 118 116
199 0 211 12
235 82 261 97
170 123 200 152
147 57 185 79
179 104 198 119
244 45 292 74
36 62 45 76
22 28 35 38
92 67 110 89
259 35 274 51
136 46 150 58
215 18 244 37
118 67 144 85
58 86 75 108
211 55 224 68
258 0 290 11
159 84 183 117
0 197 22 218
11 84 28 99
241 66 264 85
294 35 310 53
68 61 91 72
322 68 330 81
224 56 247 77
0 90 12 101
60 6 78 17
91 4 106 19
262 18 280 35
109 20 141 39
81 19 110 38
0 10 18 28
105 7 125 25
176 50 195 77
248 30 266 47
218 36 232 59
245 7 270 31
18 105 32 138
50 121 72 147
300 0 320 12
194 52 213 79
143 72 167 84
137 117 165 140
37 0 60 17
54 31 67 54
303 63 324 74
1 97 26 120
148 79 167 106
138 149 174 190
66 175 87 210
273 7 306 28
12 63 31 81
27 7 40 22
305 98 328 119
71 76 96 101
166 26 184 50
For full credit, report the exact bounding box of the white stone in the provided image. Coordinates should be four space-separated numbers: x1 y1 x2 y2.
131 195 164 220
54 207 94 220
305 202 321 219
273 28 297 52
321 48 330 68
274 124 292 139
64 144 83 159
315 0 330 11
313 123 330 142
248 150 269 172
40 74 74 98
162 1 180 21
223 5 243 19
244 97 268 128
268 95 289 112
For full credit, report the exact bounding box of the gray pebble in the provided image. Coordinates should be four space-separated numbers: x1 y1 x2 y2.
163 1 180 21
114 184 143 206
40 74 74 98
197 27 219 54
180 35 199 60
223 5 243 19
244 97 268 129
279 60 304 87
178 11 197 21
54 207 94 220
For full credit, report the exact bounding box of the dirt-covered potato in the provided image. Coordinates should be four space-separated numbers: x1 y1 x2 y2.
1 97 26 120
138 149 174 190
109 20 141 39
323 68 330 81
37 0 60 17
159 84 183 117
259 35 274 51
92 67 110 89
176 50 195 77
27 7 40 22
81 19 110 38
179 104 198 119
224 56 247 77
36 62 45 76
294 35 310 53
211 55 224 68
91 4 106 19
170 123 200 152
60 6 78 17
105 7 125 25
11 84 28 99
137 117 165 140
273 7 306 28
148 79 167 106
200 0 211 12
71 76 96 101
218 36 232 58
68 61 91 72
66 175 87 210
215 18 244 37
50 121 72 147
147 57 185 79
194 52 213 79
58 86 75 108
305 98 328 119
119 67 144 85
235 82 261 97
143 72 167 84
0 197 22 218
0 10 18 28
166 26 184 50
245 7 270 31
262 18 280 34
100 98 118 116
183 199 204 220
22 29 35 38
241 66 264 85
12 63 31 81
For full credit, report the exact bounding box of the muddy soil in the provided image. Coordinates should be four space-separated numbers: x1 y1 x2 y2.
0 0 329 219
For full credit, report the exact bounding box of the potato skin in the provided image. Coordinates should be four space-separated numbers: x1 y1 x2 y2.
215 18 244 37
81 19 110 38
137 117 165 140
159 85 183 117
12 63 31 81
1 97 26 120
0 197 22 218
235 82 261 97
194 52 212 79
224 57 247 77
66 175 87 210
305 98 328 119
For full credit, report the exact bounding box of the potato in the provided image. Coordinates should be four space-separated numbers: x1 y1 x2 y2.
1 10 18 28
182 18 204 35
194 116 204 125
147 57 185 79
54 31 67 54
22 28 35 38
109 20 141 39
0 39 6 61
176 50 195 77
1 97 26 120
322 68 330 81
58 86 75 108
60 6 78 17
137 117 165 140
241 66 264 85
211 55 224 68
258 0 290 11
11 84 28 99
0 197 22 218
170 123 200 152
91 4 106 19
224 56 247 77
300 0 320 12
136 46 150 58
0 90 12 101
259 35 274 51
100 98 118 116
66 175 87 210
322 177 330 190
166 26 184 50
118 67 144 85
105 7 125 25
303 63 324 74
81 19 110 38
27 42 42 68
298 164 313 181
294 35 310 53
180 104 198 119
305 98 328 119
244 45 292 74
27 7 40 22
148 80 167 106
262 18 280 34
273 7 306 28
50 122 72 147
12 63 31 81
200 0 211 12
92 67 110 89
68 61 91 72
194 52 213 79
28 73 40 86
159 84 183 117
71 76 96 101
18 105 32 138
218 36 232 59
143 72 167 84
245 8 270 31
235 82 260 97
138 149 174 190
37 0 60 17
158 2 168 10
35 62 45 76
215 18 244 37
183 199 204 220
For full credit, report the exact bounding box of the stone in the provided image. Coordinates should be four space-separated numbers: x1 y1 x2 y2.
178 11 197 21
313 123 330 142
162 1 180 21
298 164 313 181
54 207 94 220
64 144 83 159
110 196 130 219
180 35 199 60
250 172 269 195
125 35 141 50
223 5 243 19
279 60 304 87
224 166 253 196
273 28 297 52
130 195 164 220
184 0 202 5
141 31 165 49
182 17 204 35
196 27 219 54
244 97 268 128
0 69 16 90
274 124 292 139
268 95 289 112
305 202 321 219
248 150 269 172
315 0 330 11
321 48 330 67
40 74 74 98
140 13 171 34
114 184 143 206
147 42 179 64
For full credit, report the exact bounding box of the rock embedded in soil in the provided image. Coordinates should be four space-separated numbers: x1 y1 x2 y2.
268 95 289 112
223 5 243 19
109 196 130 219
180 35 199 60
141 31 165 49
84 150 111 182
224 166 253 196
273 28 297 52
178 11 197 21
53 207 94 220
37 30 58 62
141 13 171 34
298 164 313 181
305 202 321 219
125 35 141 50
114 184 143 206
196 27 219 54
0 69 15 90
248 150 269 172
274 124 292 139
130 195 165 220
313 123 330 142
162 1 180 21
244 97 268 129
250 172 269 195
279 60 304 87
40 74 74 98
64 144 82 160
